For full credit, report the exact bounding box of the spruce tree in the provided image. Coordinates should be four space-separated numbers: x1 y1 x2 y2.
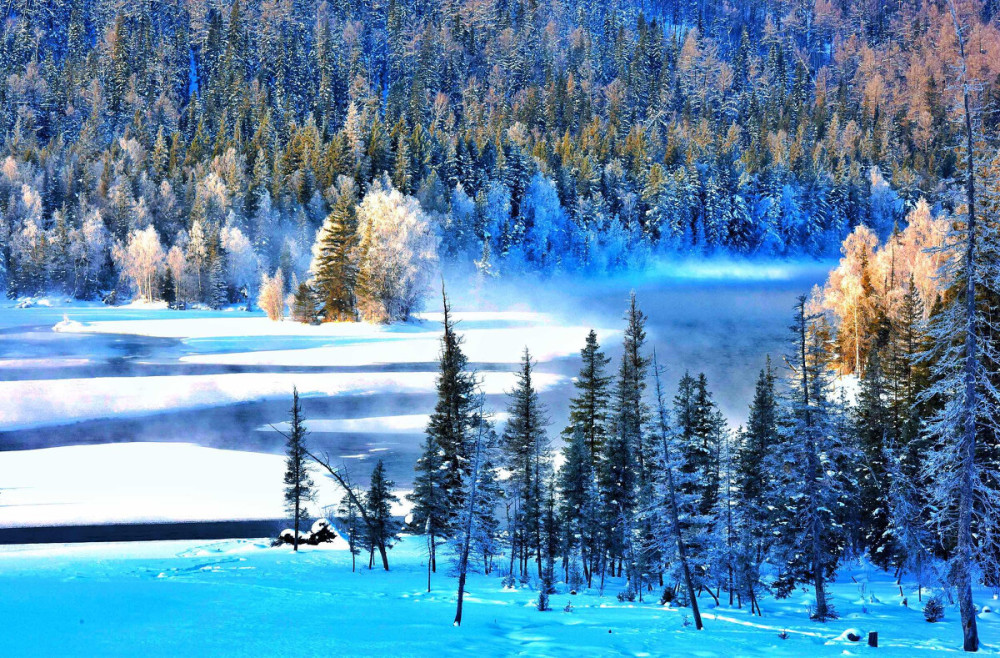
600 292 649 582
651 352 703 629
502 347 551 579
409 431 449 573
365 459 399 570
558 426 600 588
209 257 228 309
769 297 851 620
563 329 612 463
283 388 314 552
854 349 895 567
411 286 478 550
737 359 778 539
339 492 362 572
291 281 319 324
310 176 358 321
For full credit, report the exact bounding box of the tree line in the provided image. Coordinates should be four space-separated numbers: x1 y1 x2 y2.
5 0 1000 302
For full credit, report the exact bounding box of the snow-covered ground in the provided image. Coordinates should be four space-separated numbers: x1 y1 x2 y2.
0 443 356 527
0 535 993 656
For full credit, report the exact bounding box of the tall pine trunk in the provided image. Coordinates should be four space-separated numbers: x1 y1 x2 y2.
653 354 703 630
947 1 980 650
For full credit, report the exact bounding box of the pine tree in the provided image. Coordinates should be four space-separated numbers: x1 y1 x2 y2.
769 297 851 621
291 281 319 324
854 348 895 567
283 388 314 552
502 347 551 579
310 176 358 321
365 459 399 570
413 286 478 546
564 330 612 463
558 426 600 588
338 492 362 572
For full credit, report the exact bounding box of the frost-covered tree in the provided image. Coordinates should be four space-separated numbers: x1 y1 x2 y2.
920 11 1000 645
651 353 703 629
221 225 259 311
114 226 165 302
354 178 437 323
258 269 285 321
769 297 852 621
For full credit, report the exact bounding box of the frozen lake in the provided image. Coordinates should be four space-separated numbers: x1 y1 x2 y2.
0 261 831 528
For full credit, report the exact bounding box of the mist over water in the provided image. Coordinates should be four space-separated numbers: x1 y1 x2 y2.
451 258 834 427
0 259 831 511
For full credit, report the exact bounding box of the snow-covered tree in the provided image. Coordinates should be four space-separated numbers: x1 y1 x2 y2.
502 348 551 580
258 269 286 321
354 178 438 323
114 226 166 302
769 297 852 621
221 225 259 311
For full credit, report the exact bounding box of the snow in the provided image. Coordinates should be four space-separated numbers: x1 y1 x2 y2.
49 310 610 367
52 314 85 332
0 372 558 431
0 443 342 527
0 537 991 656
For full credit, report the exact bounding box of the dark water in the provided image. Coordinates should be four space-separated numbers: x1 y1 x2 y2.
0 520 284 544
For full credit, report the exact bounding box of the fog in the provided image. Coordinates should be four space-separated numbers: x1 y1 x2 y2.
0 259 832 496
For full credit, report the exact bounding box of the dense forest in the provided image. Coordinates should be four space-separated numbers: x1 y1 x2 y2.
3 0 1000 310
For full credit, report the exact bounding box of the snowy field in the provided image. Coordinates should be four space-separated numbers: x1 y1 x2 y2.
0 535 994 656
0 261 830 528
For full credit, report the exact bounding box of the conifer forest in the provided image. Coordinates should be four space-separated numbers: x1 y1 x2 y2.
4 0 1000 655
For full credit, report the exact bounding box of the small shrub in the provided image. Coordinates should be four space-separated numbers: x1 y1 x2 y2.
617 588 636 603
537 589 550 611
924 595 945 623
660 587 676 606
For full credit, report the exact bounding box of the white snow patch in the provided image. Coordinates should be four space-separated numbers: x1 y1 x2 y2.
0 443 341 527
